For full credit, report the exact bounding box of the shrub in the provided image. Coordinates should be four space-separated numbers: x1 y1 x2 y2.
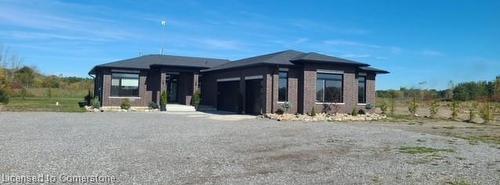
148 102 159 109
408 97 418 116
192 89 201 109
379 101 388 114
479 102 493 123
0 88 9 105
120 99 131 110
91 96 100 108
275 108 284 115
468 102 478 122
160 90 168 111
280 102 291 113
351 108 358 116
429 100 439 118
310 106 316 117
365 103 373 110
450 101 460 120
358 109 366 115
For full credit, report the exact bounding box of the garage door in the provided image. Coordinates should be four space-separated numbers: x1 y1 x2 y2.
217 81 241 112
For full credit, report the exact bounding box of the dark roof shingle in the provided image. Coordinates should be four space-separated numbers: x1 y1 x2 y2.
89 54 229 74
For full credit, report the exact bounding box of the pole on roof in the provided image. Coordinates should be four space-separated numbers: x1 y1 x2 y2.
161 20 167 55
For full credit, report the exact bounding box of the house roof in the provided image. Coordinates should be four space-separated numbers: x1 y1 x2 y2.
291 52 369 66
89 54 229 74
201 50 370 72
89 50 388 75
359 66 389 74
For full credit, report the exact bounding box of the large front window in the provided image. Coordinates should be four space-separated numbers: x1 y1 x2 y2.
278 71 288 102
111 73 139 97
358 76 366 103
316 73 343 103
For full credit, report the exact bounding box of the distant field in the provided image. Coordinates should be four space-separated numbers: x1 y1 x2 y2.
1 97 85 112
376 98 500 122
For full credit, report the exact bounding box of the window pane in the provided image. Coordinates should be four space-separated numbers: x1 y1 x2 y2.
121 79 139 87
113 73 139 78
325 80 342 103
111 79 120 86
111 73 139 97
317 73 342 80
316 80 324 102
358 76 366 103
278 72 288 101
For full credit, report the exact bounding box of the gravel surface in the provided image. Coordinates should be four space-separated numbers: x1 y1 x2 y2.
0 112 498 184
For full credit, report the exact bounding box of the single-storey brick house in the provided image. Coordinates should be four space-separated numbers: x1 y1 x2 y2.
89 50 388 114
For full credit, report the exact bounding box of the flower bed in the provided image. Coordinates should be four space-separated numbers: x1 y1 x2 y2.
264 113 387 122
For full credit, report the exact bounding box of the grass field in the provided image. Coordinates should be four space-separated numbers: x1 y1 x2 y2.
1 97 85 112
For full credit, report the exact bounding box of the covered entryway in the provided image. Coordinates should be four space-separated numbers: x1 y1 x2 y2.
217 80 241 113
245 79 263 115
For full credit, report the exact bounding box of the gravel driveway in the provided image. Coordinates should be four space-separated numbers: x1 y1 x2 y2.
0 112 498 184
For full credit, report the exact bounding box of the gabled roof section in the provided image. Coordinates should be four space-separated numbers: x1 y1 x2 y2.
359 66 389 74
291 52 369 66
202 50 371 72
202 50 304 72
89 54 229 74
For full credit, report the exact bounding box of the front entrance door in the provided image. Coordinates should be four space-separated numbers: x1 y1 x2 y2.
245 79 262 115
166 74 178 103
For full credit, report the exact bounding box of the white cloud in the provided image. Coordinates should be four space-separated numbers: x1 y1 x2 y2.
0 1 136 42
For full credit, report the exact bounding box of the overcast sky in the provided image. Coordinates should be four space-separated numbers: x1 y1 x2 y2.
0 0 499 90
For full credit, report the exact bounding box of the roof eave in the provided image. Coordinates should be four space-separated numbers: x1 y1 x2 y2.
290 59 370 66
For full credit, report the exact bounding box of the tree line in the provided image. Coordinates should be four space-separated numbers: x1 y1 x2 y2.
0 45 92 104
377 76 500 102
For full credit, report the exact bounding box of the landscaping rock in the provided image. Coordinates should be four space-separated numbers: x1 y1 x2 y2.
469 117 485 124
265 113 387 122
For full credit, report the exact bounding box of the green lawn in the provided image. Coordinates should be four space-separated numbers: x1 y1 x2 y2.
2 97 85 112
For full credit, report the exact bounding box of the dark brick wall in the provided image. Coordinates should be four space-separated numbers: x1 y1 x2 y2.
95 64 378 112
100 69 152 107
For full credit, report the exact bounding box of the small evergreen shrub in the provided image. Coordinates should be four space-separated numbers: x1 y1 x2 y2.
351 108 358 116
310 106 317 116
192 89 201 109
275 108 284 115
120 99 131 110
160 90 168 111
358 109 366 115
91 96 100 108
